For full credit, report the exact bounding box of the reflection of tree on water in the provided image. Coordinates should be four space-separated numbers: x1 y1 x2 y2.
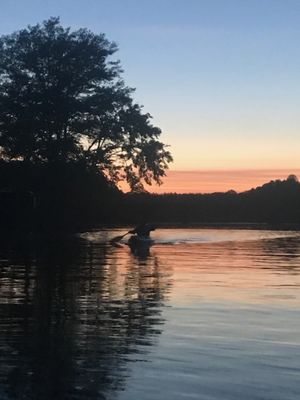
0 235 172 399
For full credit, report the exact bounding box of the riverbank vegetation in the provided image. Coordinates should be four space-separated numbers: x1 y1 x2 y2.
122 175 300 225
0 18 172 230
1 162 299 230
0 19 299 230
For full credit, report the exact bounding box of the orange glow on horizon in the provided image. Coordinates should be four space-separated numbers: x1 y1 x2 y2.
119 169 300 194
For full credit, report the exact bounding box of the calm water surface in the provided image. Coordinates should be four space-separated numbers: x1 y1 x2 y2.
0 229 300 399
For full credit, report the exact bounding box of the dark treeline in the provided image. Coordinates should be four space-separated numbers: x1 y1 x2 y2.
0 160 122 230
121 175 300 225
1 164 300 230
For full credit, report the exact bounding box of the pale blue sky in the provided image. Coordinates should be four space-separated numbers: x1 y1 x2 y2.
1 0 299 170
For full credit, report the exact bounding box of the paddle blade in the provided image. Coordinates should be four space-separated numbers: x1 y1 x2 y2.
110 232 130 244
110 235 124 244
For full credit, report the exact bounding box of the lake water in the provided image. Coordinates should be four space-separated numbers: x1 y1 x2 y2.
0 228 300 399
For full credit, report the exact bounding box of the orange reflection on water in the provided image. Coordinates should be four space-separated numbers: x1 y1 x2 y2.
151 235 300 307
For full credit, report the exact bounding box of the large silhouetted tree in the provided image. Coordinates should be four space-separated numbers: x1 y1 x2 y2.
0 17 172 191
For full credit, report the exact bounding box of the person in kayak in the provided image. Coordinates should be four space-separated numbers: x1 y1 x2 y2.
130 222 156 238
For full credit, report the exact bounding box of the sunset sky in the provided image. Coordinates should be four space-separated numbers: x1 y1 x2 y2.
1 0 299 193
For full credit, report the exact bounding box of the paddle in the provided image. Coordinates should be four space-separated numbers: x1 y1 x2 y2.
110 230 132 244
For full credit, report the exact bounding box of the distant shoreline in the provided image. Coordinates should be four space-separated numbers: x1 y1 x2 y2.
88 222 300 232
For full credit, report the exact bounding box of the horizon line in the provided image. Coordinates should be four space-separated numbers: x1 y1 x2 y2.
145 168 300 194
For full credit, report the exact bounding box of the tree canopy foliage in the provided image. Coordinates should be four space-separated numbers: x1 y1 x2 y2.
0 17 172 191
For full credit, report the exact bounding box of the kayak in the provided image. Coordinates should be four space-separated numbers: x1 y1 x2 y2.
127 235 154 248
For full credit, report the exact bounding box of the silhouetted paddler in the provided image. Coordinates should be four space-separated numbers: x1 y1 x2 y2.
130 222 156 238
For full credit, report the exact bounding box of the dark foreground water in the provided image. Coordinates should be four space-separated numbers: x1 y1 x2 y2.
0 229 300 400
